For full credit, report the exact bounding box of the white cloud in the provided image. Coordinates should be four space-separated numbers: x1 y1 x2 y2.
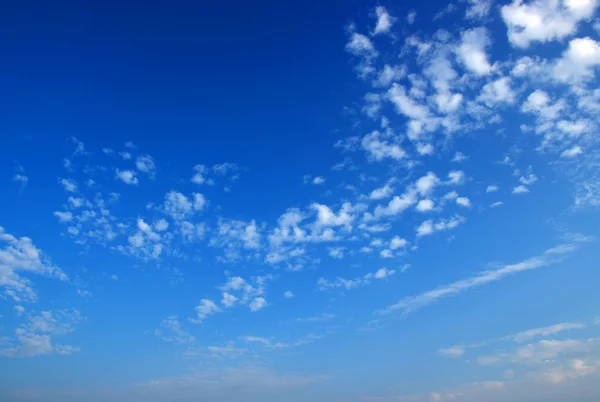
513 322 586 343
346 32 378 59
448 170 466 185
478 77 515 106
0 309 81 357
154 219 169 232
486 185 499 193
249 297 267 312
53 211 73 223
520 173 538 185
390 236 408 250
115 170 139 185
416 172 440 195
562 145 584 158
119 151 132 160
221 292 238 308
312 202 355 228
388 84 431 120
191 164 207 184
373 6 395 35
501 0 599 48
407 10 417 24
456 28 494 76
155 316 195 345
552 36 600 82
456 197 471 208
361 130 407 161
312 176 325 185
374 267 396 279
136 154 156 175
373 64 407 87
466 0 493 19
328 247 345 259
60 178 78 192
416 143 435 155
317 267 396 291
438 346 466 357
283 291 294 299
0 227 68 303
192 299 221 323
490 201 504 207
370 184 394 200
416 199 435 212
379 242 578 316
452 152 468 162
374 190 417 217
416 215 465 238
164 191 204 221
513 185 530 194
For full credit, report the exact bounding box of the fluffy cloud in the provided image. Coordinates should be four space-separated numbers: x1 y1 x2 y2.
361 130 407 161
501 0 599 48
0 227 68 303
115 170 139 185
373 6 395 35
192 299 222 323
456 28 494 76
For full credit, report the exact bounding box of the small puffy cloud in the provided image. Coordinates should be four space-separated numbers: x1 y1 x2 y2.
490 201 504 207
501 0 599 48
115 170 138 185
552 37 600 83
451 152 468 162
164 191 204 220
456 197 471 208
328 247 345 259
249 297 267 312
416 143 434 156
60 178 78 192
478 77 515 106
221 292 238 308
416 215 465 237
373 64 407 87
486 185 499 193
416 199 435 212
54 211 73 223
370 184 394 200
416 172 440 196
154 219 169 232
136 154 156 175
465 0 493 19
456 28 494 76
346 32 378 59
513 185 529 194
388 84 431 120
193 299 221 323
562 145 583 158
374 267 396 279
373 6 395 35
407 10 417 24
520 173 538 185
191 164 207 184
390 236 408 250
361 130 407 161
447 170 465 185
312 176 325 185
193 193 206 211
283 291 294 299
119 151 132 160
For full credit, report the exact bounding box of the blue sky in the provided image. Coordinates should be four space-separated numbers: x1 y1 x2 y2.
1 0 600 401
